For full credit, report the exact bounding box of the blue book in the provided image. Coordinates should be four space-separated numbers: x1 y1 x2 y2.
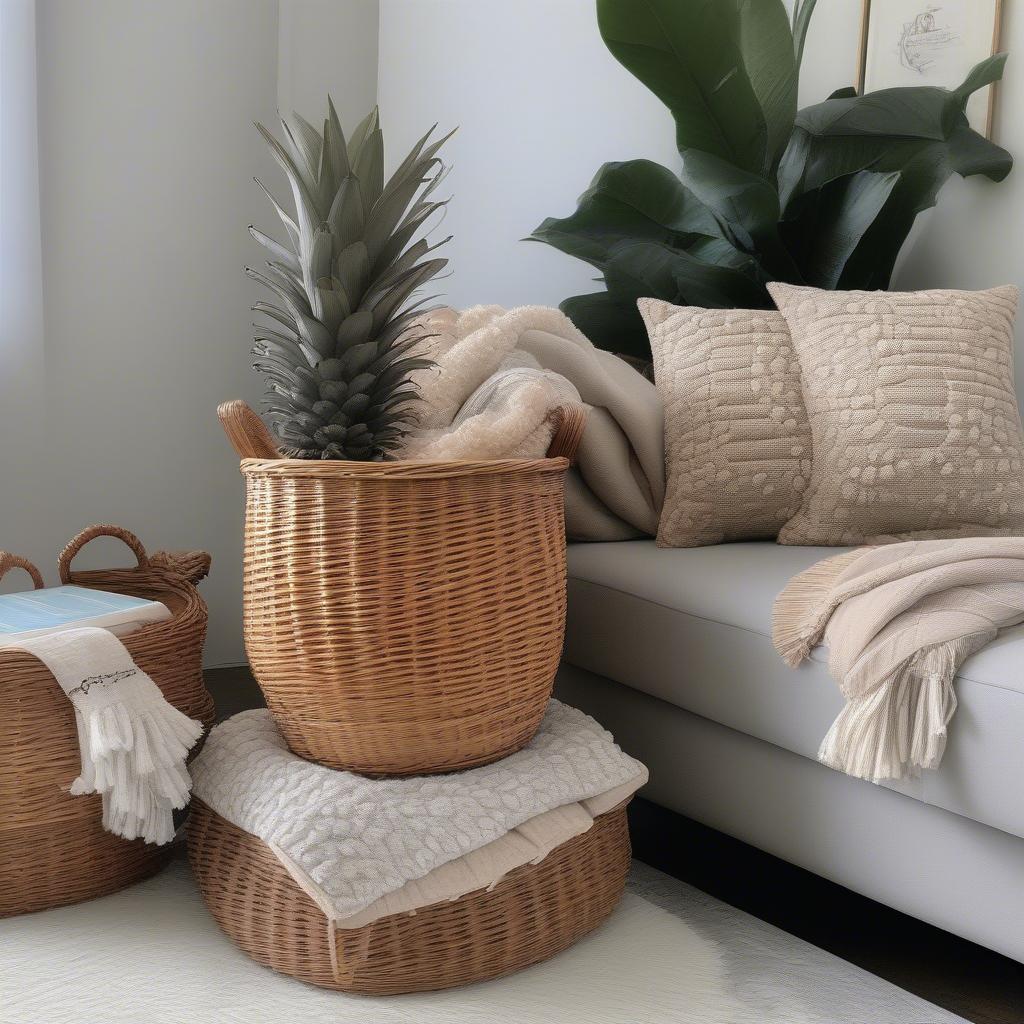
0 585 170 642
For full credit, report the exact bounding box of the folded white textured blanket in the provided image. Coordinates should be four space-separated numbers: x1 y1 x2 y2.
5 626 203 844
191 701 648 925
773 538 1024 782
399 305 665 541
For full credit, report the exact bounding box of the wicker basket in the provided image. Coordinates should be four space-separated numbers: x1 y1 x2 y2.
0 525 215 918
217 400 587 776
188 797 630 994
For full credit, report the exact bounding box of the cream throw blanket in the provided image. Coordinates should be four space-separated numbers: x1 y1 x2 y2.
192 701 647 927
3 627 203 843
400 305 664 541
773 538 1024 783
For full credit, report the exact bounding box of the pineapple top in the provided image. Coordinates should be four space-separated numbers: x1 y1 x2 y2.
248 100 452 460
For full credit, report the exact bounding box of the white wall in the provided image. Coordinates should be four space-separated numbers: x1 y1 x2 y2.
33 0 281 663
1 0 49 578
278 0 379 129
377 0 678 311
21 0 383 664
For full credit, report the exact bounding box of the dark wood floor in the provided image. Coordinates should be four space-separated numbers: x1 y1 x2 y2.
204 667 1024 1024
629 798 1024 1024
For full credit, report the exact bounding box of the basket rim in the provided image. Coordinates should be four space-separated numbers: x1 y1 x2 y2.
239 455 571 480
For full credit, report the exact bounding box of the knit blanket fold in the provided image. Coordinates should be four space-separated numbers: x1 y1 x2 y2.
191 701 648 925
773 538 1024 782
399 305 665 541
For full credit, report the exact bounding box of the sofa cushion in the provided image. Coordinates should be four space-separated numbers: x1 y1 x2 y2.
768 283 1024 546
638 300 811 547
565 541 1024 840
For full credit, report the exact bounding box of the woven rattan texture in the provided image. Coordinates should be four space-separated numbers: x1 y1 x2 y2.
221 401 585 776
770 284 1024 546
641 299 812 546
0 526 214 917
187 797 631 994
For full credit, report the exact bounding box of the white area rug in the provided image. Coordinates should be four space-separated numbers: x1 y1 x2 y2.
1 855 965 1024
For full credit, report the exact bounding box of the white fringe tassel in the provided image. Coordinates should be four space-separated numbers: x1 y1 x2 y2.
69 682 204 845
9 625 203 845
772 548 868 667
818 645 958 783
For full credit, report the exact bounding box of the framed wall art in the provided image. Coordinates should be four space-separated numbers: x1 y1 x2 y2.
857 0 1004 137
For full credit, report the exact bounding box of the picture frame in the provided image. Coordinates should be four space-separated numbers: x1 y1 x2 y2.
856 0 1004 137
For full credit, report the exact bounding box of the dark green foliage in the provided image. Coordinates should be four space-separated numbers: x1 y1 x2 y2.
529 0 1011 357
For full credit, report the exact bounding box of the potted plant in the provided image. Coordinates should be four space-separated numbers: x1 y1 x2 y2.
220 100 584 776
529 0 1013 360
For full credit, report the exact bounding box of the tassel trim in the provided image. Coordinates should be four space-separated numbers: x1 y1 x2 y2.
818 643 958 782
70 697 203 845
772 548 870 667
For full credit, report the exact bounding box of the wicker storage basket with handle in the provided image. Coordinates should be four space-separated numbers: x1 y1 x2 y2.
218 399 587 776
188 796 631 994
0 525 215 918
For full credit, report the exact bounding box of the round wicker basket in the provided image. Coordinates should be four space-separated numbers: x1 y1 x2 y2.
188 797 631 994
217 400 587 776
0 525 215 918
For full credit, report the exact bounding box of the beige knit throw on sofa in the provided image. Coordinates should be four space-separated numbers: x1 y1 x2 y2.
773 538 1024 782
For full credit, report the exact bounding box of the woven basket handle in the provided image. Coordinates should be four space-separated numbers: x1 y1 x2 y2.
218 400 282 460
0 553 45 590
546 404 587 465
59 524 149 584
149 549 211 585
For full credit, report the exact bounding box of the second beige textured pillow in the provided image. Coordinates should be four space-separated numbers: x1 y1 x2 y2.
640 299 811 547
769 282 1024 545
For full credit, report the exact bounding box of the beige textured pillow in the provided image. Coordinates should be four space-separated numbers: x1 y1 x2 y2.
640 299 812 547
769 283 1024 546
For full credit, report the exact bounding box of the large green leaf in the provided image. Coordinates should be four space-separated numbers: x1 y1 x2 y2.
560 291 652 358
779 58 1011 210
782 169 899 288
791 0 818 69
779 56 1011 289
837 129 1003 290
604 240 770 310
948 120 1014 179
955 52 1008 105
558 238 772 356
597 0 768 174
533 19 1012 360
679 148 800 279
736 0 798 171
528 159 725 271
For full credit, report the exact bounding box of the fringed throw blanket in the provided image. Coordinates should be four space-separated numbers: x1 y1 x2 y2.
773 538 1024 782
399 305 665 541
6 627 203 844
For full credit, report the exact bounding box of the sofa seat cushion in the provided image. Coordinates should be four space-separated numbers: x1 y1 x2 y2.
565 541 1024 840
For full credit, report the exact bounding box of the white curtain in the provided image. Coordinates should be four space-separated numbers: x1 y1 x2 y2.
1 0 43 374
1 0 49 570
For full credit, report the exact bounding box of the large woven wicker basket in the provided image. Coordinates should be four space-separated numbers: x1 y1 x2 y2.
0 525 215 918
188 797 630 994
218 400 587 776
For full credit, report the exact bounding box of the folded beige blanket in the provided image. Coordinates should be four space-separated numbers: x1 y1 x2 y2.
400 306 665 541
278 780 640 930
773 538 1024 782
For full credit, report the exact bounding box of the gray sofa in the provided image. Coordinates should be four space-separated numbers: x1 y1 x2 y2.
555 541 1024 962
